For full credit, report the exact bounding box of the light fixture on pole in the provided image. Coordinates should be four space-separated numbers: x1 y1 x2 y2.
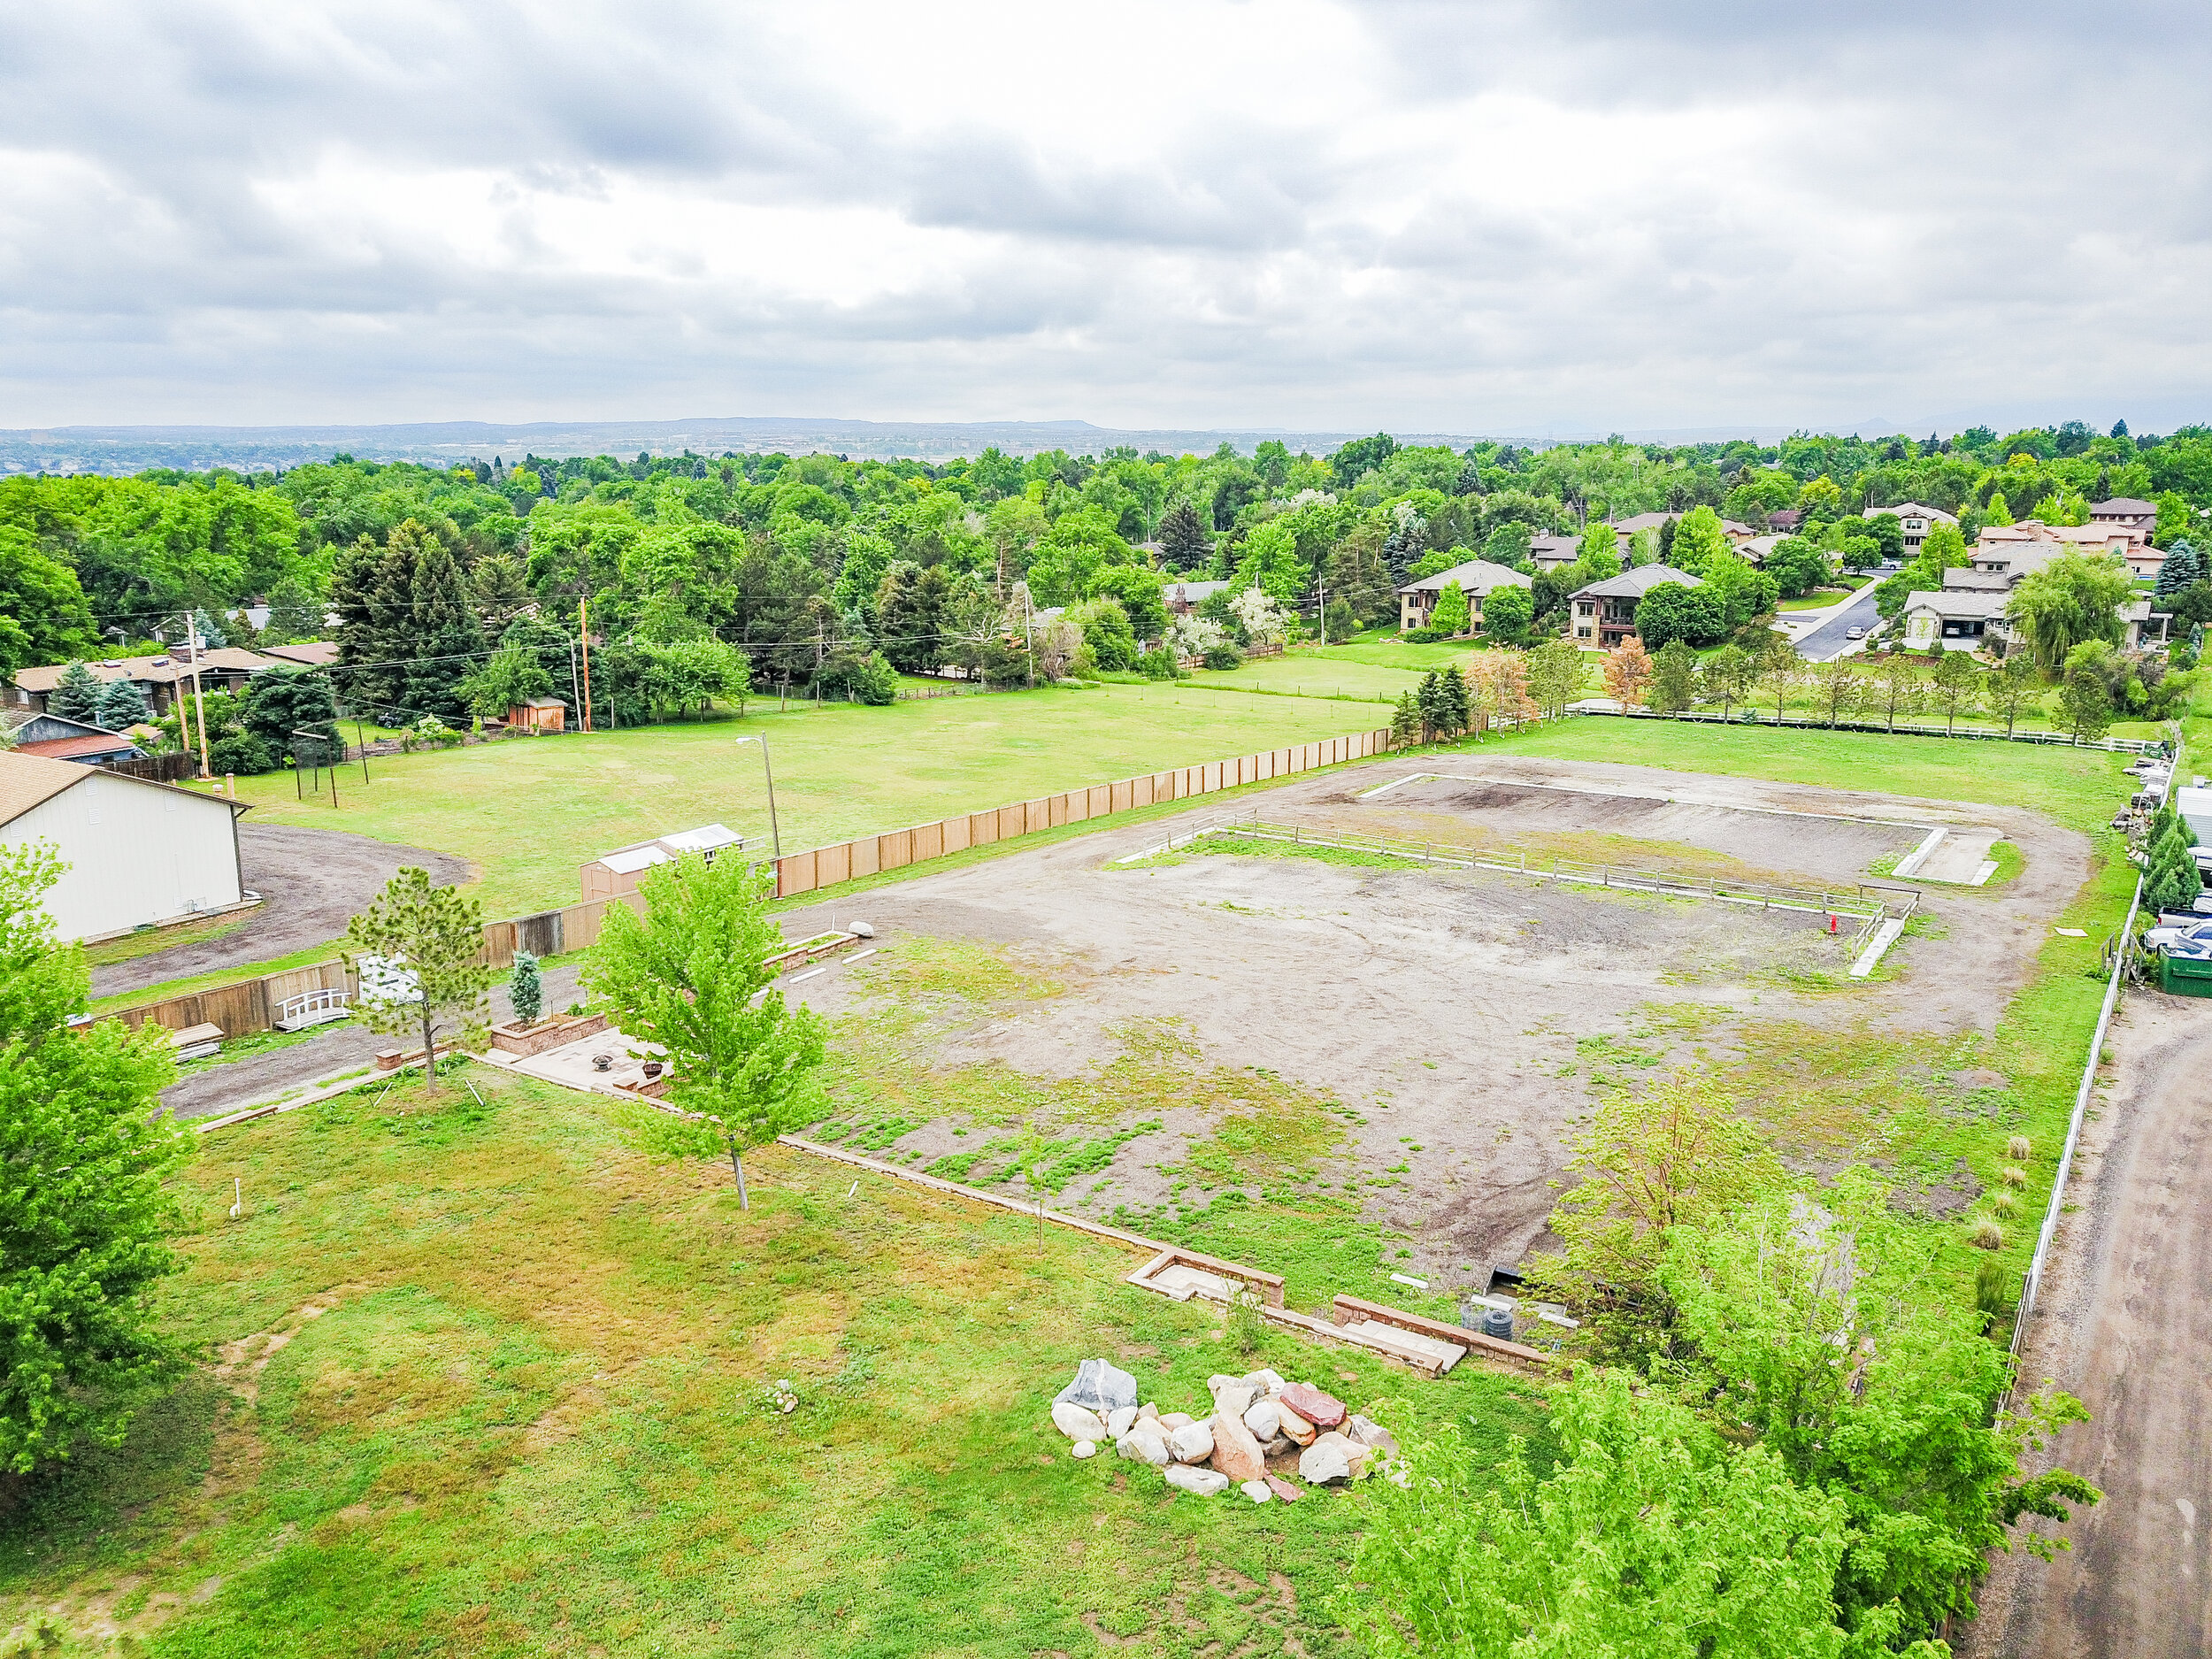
734 733 781 861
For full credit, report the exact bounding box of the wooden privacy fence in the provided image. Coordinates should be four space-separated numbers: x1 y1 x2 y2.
109 724 1397 1038
767 726 1394 898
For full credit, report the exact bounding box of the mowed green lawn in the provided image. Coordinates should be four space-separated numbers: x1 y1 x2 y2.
232 684 1386 918
0 1069 1547 1658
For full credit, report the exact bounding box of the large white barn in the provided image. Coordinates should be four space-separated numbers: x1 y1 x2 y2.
0 751 250 943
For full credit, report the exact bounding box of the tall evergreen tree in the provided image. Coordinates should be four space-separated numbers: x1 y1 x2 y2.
46 660 104 725
2154 539 2202 601
405 534 486 718
95 677 150 731
1158 501 1210 568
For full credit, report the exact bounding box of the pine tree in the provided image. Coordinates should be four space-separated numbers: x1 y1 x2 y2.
1416 669 1447 741
190 609 227 649
1159 502 1210 568
1390 689 1420 749
1440 664 1471 736
46 660 104 724
95 677 150 731
2154 540 2202 601
403 532 484 719
508 950 544 1026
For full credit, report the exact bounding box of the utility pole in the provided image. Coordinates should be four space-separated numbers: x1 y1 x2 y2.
578 596 594 732
566 634 582 730
184 611 212 781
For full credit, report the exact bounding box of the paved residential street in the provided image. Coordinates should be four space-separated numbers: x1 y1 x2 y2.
1964 994 2212 1658
1785 577 1883 662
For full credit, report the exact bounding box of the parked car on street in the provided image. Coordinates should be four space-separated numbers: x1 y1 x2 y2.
1845 626 1866 640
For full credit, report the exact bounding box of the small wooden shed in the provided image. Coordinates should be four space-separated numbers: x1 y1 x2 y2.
579 824 745 902
507 697 566 732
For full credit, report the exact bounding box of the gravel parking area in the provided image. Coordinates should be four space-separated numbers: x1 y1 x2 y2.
93 824 472 1000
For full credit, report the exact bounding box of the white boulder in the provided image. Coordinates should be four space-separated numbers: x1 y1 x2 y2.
1298 1438 1355 1486
1167 1420 1216 1464
1117 1427 1171 1466
1071 1440 1097 1460
1165 1464 1230 1497
1240 1479 1273 1503
1052 1402 1107 1441
1105 1406 1140 1440
1243 1400 1280 1441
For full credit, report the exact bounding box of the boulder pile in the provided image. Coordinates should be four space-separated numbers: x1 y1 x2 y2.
1050 1358 1402 1502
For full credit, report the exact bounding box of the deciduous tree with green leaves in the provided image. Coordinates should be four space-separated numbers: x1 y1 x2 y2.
2006 551 2133 669
1928 649 1981 733
1662 1176 2099 1646
584 855 826 1210
1984 653 2042 735
1701 643 1754 720
1338 1371 1854 1659
0 843 189 1473
1527 637 1583 717
1428 579 1470 636
1648 639 1700 714
1532 1077 1783 1363
341 866 491 1095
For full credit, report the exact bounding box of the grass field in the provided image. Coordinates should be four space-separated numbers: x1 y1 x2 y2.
0 1065 1548 1657
227 683 1386 918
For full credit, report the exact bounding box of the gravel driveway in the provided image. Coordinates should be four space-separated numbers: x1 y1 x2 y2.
94 824 473 1000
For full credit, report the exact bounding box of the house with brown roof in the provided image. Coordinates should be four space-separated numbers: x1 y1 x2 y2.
0 749 249 942
1569 565 1702 648
1526 534 1582 572
8 645 299 717
1609 511 1756 542
1395 559 1532 633
2089 497 2158 541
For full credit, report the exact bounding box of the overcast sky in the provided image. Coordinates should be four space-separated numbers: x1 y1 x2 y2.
3 0 2208 436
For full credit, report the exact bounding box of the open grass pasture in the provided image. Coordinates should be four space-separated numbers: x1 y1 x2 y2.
0 1068 1548 1658
228 683 1384 918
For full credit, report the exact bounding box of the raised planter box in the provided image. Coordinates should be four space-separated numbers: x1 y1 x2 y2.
490 1010 609 1057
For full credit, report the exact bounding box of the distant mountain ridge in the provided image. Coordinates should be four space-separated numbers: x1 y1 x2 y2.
0 412 1940 475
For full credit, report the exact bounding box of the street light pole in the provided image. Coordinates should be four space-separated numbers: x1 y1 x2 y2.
735 733 781 861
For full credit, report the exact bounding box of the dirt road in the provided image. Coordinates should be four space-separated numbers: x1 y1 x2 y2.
95 825 472 1000
1964 993 2212 1657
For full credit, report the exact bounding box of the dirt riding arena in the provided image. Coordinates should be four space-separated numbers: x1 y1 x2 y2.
783 753 2091 1289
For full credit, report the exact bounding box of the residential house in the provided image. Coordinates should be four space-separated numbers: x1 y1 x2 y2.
0 710 142 765
1978 518 2160 579
8 645 298 717
1767 509 1804 534
261 640 341 668
1863 502 1956 550
1609 511 1756 543
1569 565 1702 649
1395 559 1532 633
0 749 249 942
1900 590 2009 651
1164 580 1231 616
2089 497 2158 541
1526 534 1582 572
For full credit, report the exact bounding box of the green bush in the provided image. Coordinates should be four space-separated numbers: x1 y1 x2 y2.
1201 644 1243 671
206 731 275 775
1400 627 1444 643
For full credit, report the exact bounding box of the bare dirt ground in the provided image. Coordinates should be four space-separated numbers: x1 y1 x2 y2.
773 753 2090 1286
1962 991 2212 1659
93 825 473 999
